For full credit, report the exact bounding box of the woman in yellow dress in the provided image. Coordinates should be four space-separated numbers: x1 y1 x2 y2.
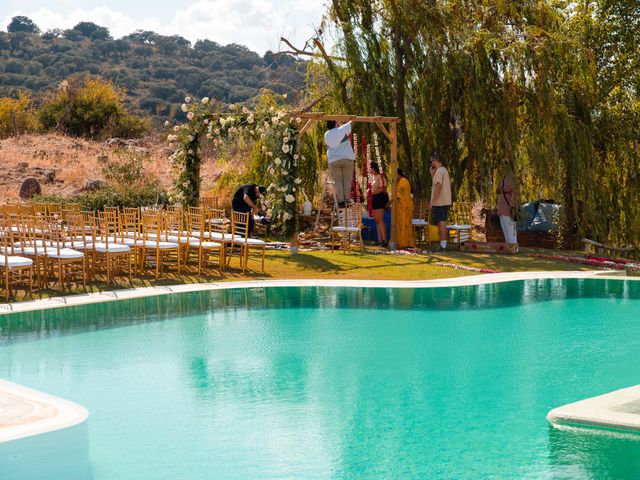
396 169 415 248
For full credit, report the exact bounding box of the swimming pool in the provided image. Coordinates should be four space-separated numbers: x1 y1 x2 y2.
2 279 640 479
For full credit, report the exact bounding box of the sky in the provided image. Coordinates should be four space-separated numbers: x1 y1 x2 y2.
0 0 328 54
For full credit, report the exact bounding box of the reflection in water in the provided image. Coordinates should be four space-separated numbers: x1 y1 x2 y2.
0 422 93 480
548 425 640 479
2 279 638 344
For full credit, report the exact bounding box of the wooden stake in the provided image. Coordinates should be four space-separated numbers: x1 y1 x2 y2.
389 123 398 250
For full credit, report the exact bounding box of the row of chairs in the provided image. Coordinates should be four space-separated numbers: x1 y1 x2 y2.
0 203 266 302
329 201 474 252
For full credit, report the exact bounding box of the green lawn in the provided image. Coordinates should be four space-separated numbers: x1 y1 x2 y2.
3 247 609 303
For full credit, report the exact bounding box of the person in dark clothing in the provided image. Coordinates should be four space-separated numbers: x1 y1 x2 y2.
232 184 266 236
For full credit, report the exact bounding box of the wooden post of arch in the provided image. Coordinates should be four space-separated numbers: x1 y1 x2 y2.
389 123 398 250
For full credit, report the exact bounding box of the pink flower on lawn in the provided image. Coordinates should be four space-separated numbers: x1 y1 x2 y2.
187 112 195 120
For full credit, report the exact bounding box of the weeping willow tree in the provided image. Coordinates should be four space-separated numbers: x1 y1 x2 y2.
305 0 639 247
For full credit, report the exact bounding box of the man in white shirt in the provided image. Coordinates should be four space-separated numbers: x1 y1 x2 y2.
324 120 355 208
428 154 452 252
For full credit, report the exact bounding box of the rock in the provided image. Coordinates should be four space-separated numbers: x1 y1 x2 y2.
97 153 109 164
106 138 126 147
17 162 29 172
19 177 42 200
85 179 105 191
43 169 56 184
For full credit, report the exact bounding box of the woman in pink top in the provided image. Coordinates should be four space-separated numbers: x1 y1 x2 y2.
370 162 389 247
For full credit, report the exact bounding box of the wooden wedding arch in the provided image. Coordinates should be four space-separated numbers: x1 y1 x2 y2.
294 112 401 249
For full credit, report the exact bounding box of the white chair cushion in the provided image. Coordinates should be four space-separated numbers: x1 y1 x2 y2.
120 238 157 247
233 237 266 246
188 240 222 249
412 220 429 226
93 243 131 253
204 231 240 243
17 246 48 256
48 248 84 260
165 235 194 244
157 241 180 250
0 256 33 269
69 243 94 250
447 225 471 230
13 240 53 248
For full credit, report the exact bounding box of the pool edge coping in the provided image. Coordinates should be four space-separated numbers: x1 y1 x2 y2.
548 385 640 434
1 270 635 315
0 379 89 444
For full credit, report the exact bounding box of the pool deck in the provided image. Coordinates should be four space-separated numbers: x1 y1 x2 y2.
548 385 640 433
0 380 88 443
0 270 633 315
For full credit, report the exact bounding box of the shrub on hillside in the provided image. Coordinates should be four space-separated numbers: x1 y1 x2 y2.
101 149 146 184
38 75 148 139
77 183 167 211
0 91 38 138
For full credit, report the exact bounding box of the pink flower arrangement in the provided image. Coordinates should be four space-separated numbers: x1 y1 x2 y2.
525 253 640 271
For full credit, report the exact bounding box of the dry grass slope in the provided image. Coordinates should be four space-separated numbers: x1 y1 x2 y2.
0 133 242 202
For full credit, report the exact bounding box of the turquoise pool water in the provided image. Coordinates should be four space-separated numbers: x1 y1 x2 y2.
1 279 640 479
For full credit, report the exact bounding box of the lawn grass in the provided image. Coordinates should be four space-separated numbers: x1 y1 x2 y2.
2 247 607 304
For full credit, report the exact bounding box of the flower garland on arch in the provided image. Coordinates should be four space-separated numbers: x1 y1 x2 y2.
166 96 302 237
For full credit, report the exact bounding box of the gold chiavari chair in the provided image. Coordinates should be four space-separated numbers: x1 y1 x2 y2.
199 197 219 210
67 212 97 280
17 215 50 289
44 216 86 291
330 203 365 253
94 210 132 284
228 211 266 273
185 207 223 275
64 203 81 212
140 212 181 278
122 208 140 236
117 209 147 274
1 217 33 301
47 203 63 218
412 201 430 245
203 208 235 265
33 203 48 216
17 204 34 216
447 202 473 246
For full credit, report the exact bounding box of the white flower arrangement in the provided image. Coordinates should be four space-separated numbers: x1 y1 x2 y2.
170 96 299 235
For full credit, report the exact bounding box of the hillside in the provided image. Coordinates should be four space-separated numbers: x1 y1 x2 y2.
0 21 306 124
0 133 241 203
